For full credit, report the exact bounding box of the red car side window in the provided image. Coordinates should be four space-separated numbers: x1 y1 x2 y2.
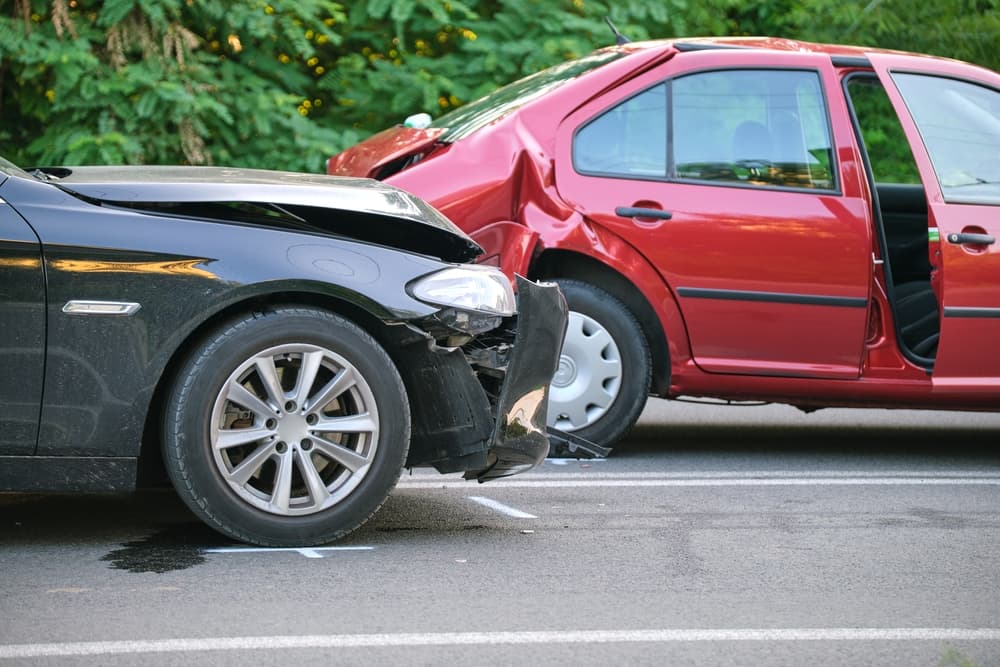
672 69 835 190
573 84 668 178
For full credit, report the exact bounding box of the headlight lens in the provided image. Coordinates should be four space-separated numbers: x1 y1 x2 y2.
410 265 516 316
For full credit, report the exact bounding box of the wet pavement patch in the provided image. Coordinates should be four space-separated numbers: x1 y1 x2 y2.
101 523 234 574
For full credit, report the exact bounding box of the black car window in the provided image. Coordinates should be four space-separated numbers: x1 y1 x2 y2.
573 84 667 178
890 73 1000 205
672 69 835 190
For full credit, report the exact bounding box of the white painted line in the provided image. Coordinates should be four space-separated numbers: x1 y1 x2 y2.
527 470 1000 480
399 477 1000 489
546 458 608 465
396 470 1000 488
467 496 537 519
204 546 374 559
3 628 1000 658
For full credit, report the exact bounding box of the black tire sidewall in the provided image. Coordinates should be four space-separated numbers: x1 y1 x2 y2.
553 279 652 447
163 307 409 546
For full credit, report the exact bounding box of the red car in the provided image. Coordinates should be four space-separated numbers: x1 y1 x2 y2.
329 37 1000 447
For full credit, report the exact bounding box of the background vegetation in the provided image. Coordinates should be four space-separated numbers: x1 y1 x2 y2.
1 0 997 171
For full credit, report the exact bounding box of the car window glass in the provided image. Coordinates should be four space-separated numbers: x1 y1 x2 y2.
672 69 835 190
432 50 626 142
891 73 1000 205
845 77 921 184
573 84 667 178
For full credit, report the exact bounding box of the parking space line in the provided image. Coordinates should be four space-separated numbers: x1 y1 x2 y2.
395 471 1000 489
204 546 374 559
3 628 1000 658
467 496 537 518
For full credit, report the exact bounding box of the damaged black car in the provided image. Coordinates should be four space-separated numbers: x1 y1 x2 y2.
0 156 567 546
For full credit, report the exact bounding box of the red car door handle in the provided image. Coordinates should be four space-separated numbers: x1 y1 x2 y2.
615 206 673 220
947 232 995 245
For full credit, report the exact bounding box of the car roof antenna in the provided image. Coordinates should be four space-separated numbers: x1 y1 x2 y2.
604 17 630 45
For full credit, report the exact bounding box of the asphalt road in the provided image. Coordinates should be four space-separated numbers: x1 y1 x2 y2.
2 400 999 666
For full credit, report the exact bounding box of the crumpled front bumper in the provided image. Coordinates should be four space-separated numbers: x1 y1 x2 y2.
394 276 567 480
472 276 568 481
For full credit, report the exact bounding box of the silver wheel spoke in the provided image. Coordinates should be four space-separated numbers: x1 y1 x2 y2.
312 413 377 435
269 449 294 512
562 403 592 430
254 356 285 409
311 438 371 472
578 326 616 361
226 442 276 486
292 351 325 406
296 450 331 506
226 382 277 419
216 425 272 450
304 367 356 413
578 381 615 411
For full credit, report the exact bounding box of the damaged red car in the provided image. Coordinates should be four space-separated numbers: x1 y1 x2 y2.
329 37 1000 446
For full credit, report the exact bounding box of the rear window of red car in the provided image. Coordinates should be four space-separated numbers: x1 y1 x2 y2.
430 50 627 142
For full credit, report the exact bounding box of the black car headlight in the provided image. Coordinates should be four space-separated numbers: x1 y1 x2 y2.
409 265 516 335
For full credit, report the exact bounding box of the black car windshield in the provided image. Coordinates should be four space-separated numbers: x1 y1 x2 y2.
430 49 627 142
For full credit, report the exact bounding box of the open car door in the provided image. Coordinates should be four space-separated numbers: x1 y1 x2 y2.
869 53 1000 394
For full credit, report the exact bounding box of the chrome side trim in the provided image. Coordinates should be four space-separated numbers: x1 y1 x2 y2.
62 301 141 316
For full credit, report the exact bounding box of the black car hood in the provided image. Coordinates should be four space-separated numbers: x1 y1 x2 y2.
49 165 482 263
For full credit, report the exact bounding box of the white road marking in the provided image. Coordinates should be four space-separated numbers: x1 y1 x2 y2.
3 628 999 658
545 458 608 465
204 546 374 559
467 496 537 519
395 470 1000 489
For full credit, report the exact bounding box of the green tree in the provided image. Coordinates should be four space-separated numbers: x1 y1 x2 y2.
1 0 996 170
0 0 348 169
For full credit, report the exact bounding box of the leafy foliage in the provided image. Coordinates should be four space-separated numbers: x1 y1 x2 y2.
0 0 996 170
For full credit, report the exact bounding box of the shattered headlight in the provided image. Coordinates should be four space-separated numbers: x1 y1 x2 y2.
409 265 517 337
410 265 516 316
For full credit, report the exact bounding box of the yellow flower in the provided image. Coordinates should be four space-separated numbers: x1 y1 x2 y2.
264 5 274 15
279 54 290 64
315 66 325 75
45 89 55 103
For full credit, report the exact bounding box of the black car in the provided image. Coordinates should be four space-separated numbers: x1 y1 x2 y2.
0 156 567 546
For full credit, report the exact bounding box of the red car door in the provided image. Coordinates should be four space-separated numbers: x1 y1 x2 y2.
869 54 1000 393
555 50 872 379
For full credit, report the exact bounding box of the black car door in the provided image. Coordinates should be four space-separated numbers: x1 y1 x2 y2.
0 182 46 455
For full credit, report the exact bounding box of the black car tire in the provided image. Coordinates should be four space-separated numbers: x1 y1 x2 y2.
163 306 409 546
547 279 651 450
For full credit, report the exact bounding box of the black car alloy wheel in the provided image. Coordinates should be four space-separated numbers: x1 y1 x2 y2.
163 306 409 546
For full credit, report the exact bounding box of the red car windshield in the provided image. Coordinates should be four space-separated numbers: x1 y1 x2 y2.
430 49 627 142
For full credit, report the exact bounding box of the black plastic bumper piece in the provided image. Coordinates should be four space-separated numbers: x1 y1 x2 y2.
547 427 611 459
473 276 568 481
